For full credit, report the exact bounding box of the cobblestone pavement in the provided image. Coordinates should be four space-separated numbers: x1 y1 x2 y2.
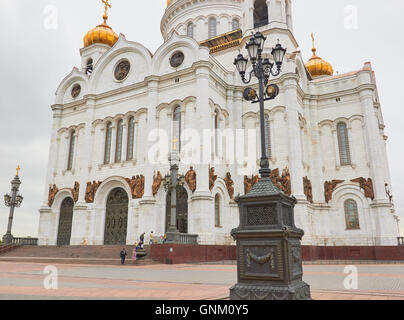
0 262 403 300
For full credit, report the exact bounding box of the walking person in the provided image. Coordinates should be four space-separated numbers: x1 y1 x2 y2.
120 248 127 265
149 231 154 245
139 232 145 249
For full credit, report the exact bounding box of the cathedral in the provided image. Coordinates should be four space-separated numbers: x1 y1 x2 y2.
38 0 400 247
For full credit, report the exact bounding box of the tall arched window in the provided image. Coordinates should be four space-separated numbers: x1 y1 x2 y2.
254 0 269 28
127 117 135 161
104 122 112 164
86 58 93 75
215 110 219 156
67 131 75 170
209 17 217 38
115 120 123 162
215 194 221 227
187 23 194 38
344 199 360 230
265 114 272 159
337 122 351 166
173 106 181 152
232 18 240 31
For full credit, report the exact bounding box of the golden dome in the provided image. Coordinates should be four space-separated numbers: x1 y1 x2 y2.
83 23 118 48
83 0 118 48
305 34 333 78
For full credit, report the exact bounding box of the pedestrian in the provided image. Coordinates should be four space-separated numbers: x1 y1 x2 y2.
149 231 154 245
139 232 145 248
120 248 127 265
163 233 167 244
132 244 137 264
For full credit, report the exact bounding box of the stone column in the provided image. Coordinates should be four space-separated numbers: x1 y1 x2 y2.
121 119 128 162
110 123 117 164
191 64 213 244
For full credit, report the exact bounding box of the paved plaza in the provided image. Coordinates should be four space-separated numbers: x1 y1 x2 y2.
0 261 403 300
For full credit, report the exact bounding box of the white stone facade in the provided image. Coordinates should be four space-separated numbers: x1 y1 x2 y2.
38 0 399 246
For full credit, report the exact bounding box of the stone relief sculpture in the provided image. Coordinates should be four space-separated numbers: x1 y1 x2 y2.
324 180 344 203
224 172 234 199
185 166 196 193
48 184 58 207
385 183 393 203
209 167 217 191
126 175 145 199
303 177 313 203
85 181 102 203
244 175 260 195
152 171 163 196
72 181 80 203
351 177 375 200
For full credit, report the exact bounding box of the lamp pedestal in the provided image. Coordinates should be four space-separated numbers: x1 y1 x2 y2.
230 177 311 300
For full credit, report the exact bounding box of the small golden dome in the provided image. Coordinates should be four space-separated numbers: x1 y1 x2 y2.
83 0 118 48
83 23 118 48
305 34 333 78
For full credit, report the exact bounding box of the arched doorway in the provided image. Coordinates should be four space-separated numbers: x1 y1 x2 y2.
57 197 74 246
104 188 129 245
166 186 188 234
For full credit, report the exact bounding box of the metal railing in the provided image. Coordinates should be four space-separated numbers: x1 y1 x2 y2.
179 233 198 245
398 237 404 246
12 237 38 246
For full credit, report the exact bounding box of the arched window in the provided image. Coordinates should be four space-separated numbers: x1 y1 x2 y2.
115 120 124 162
208 17 217 38
67 131 75 170
232 18 240 31
127 117 135 161
254 0 269 28
265 114 272 159
173 106 181 152
86 58 93 75
104 122 112 164
337 122 351 166
187 23 194 38
215 194 221 227
215 110 219 156
344 199 360 230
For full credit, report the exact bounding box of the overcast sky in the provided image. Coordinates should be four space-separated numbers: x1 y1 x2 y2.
0 0 403 238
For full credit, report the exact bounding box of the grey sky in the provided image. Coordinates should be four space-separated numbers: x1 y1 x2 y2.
0 0 402 237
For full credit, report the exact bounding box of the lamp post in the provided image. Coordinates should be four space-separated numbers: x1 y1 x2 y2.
234 31 286 178
163 152 186 244
3 166 24 245
230 32 311 300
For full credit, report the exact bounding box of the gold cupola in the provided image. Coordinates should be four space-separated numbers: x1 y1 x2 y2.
305 33 334 78
83 0 118 48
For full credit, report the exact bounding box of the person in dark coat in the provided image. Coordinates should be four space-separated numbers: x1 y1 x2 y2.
120 248 127 265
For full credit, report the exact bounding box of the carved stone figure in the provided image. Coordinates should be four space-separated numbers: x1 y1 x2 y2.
351 177 375 200
303 177 313 203
85 181 101 203
152 171 163 196
224 172 235 199
269 167 291 196
324 180 344 203
185 167 196 193
48 184 58 207
209 167 217 191
72 181 80 203
126 175 145 199
244 175 260 194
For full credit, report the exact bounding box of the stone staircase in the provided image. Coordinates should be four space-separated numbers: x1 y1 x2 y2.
0 245 157 266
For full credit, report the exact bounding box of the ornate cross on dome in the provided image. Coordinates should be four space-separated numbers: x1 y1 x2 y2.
102 0 111 23
311 33 316 54
16 165 21 177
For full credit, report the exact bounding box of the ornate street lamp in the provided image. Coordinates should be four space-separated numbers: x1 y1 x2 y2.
230 33 311 300
3 166 24 245
234 33 286 178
